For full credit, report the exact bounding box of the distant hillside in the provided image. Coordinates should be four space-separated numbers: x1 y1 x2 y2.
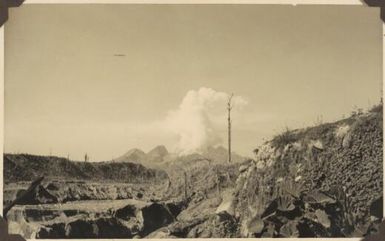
115 148 147 163
147 145 169 163
4 154 168 183
115 146 169 164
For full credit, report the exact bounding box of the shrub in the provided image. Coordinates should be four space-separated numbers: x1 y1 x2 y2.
271 127 298 149
369 103 383 114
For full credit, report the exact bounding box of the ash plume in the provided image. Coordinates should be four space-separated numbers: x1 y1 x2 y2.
164 87 247 155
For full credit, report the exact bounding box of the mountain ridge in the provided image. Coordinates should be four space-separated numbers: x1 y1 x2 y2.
115 145 247 167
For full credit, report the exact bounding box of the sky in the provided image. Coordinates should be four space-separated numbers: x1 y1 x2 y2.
4 4 382 161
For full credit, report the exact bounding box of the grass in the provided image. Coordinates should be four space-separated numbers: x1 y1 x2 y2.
369 102 383 114
270 101 383 150
271 127 298 149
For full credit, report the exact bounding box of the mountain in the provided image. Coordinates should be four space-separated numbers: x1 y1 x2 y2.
115 148 146 163
147 145 169 163
115 146 169 165
115 145 246 168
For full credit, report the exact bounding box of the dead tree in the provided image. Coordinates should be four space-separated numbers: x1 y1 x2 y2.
84 153 89 162
227 93 234 163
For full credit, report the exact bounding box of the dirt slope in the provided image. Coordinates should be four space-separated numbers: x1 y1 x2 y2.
233 106 383 237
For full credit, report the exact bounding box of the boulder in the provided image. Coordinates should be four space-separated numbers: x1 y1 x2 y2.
140 203 175 236
65 219 99 238
239 165 249 173
280 220 299 237
315 209 331 228
36 223 66 238
304 191 336 205
247 216 264 236
369 197 383 220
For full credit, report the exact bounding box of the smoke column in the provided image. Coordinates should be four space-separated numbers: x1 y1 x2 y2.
164 87 247 155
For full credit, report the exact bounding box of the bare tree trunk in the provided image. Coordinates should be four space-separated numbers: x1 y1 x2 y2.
227 93 233 163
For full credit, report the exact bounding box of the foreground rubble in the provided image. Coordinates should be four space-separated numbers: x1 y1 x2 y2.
6 199 185 239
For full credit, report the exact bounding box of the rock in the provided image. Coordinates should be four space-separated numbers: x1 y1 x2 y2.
304 191 336 205
261 199 278 219
4 181 152 205
136 193 143 199
115 205 136 221
303 212 318 223
276 177 284 183
167 217 208 237
145 227 177 238
309 140 324 150
65 219 99 238
215 211 233 222
247 216 264 236
215 191 235 216
261 222 275 237
335 125 350 139
369 197 383 219
45 182 60 191
12 185 58 206
140 203 175 236
95 218 135 238
280 220 299 237
295 175 302 182
315 209 331 228
342 132 353 148
36 223 66 238
239 165 249 173
7 199 175 239
165 201 185 218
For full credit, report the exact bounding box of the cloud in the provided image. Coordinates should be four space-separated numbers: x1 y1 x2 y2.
163 87 247 155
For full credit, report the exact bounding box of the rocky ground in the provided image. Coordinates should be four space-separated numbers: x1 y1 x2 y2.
4 157 245 239
232 105 383 238
3 104 383 238
7 199 181 238
4 181 167 207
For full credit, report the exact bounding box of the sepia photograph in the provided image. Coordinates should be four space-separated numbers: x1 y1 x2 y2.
2 3 383 239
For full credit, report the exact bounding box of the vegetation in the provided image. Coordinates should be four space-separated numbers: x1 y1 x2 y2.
271 127 298 149
369 102 383 114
